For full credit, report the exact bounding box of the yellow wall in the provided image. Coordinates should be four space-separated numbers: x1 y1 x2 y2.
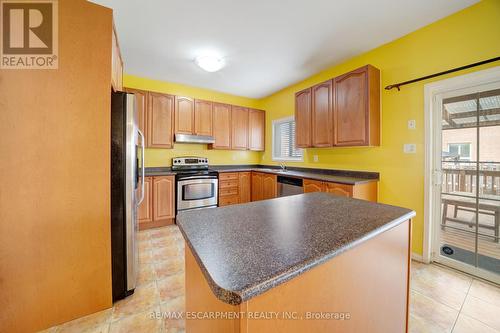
259 0 500 255
124 0 500 255
123 75 263 166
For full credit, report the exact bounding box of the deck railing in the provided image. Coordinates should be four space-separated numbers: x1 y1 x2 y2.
441 161 500 196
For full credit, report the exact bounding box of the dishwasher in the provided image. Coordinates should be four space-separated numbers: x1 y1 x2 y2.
277 175 304 197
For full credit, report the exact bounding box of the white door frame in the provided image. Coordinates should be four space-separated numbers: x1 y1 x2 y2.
423 66 500 282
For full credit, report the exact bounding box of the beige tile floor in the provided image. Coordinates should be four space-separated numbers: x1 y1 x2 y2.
42 225 500 333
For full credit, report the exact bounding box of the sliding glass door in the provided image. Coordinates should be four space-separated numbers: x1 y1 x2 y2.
433 85 500 283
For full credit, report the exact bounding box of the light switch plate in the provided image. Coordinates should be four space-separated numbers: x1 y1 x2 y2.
313 155 319 162
408 119 416 130
404 144 417 154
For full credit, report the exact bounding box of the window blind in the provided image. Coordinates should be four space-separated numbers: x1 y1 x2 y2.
273 119 303 160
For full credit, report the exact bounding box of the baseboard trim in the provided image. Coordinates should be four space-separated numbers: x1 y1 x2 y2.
138 218 174 231
411 252 425 262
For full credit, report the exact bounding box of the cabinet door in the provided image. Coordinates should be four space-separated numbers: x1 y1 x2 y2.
295 88 312 148
239 172 251 204
231 106 249 150
334 65 380 146
175 96 195 135
194 99 213 136
126 89 148 146
311 80 333 147
303 179 325 193
153 176 175 221
138 177 153 224
324 182 353 198
211 103 232 149
148 92 174 148
262 174 277 200
248 109 265 151
251 172 263 201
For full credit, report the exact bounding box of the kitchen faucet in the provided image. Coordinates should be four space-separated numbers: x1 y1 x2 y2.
279 162 287 172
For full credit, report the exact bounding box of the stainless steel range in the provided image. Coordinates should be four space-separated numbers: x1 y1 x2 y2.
173 157 218 213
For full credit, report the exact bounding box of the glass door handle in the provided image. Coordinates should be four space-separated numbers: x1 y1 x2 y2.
433 170 443 186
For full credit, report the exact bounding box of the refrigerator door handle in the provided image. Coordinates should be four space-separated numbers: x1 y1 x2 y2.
137 129 146 206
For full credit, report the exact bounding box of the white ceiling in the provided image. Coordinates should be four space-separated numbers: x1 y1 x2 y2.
92 0 478 98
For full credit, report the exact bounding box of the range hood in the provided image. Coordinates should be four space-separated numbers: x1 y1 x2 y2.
174 133 215 144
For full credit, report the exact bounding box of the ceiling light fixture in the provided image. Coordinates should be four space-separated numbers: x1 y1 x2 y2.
194 54 225 72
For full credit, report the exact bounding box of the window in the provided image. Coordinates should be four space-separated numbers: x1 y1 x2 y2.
447 143 471 160
272 117 303 161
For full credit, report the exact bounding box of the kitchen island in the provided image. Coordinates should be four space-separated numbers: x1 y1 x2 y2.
177 192 416 333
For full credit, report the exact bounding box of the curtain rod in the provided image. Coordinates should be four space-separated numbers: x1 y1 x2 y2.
384 56 500 91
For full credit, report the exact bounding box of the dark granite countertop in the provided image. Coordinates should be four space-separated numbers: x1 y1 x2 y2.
212 165 378 185
177 192 415 305
143 165 379 184
144 167 176 176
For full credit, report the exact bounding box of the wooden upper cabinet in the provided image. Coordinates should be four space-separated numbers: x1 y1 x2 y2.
312 80 333 147
153 176 175 221
248 109 265 151
334 65 380 146
137 177 153 224
175 96 195 135
239 172 251 204
251 172 264 201
211 103 232 149
148 92 174 148
262 174 277 200
194 100 213 136
231 106 249 150
295 88 312 148
325 182 353 197
111 24 123 91
303 179 325 193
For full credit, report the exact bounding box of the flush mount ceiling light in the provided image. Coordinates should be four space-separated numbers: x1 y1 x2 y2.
194 54 225 72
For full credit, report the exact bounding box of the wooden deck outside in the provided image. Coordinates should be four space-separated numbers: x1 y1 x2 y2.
441 208 500 260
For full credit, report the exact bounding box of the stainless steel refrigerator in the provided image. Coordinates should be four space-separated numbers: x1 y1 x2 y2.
111 91 145 301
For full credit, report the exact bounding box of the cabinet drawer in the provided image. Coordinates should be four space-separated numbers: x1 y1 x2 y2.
219 195 239 206
219 180 239 188
219 172 239 181
219 187 238 197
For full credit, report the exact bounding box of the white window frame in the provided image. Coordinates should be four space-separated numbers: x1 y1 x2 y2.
271 116 304 162
446 142 472 160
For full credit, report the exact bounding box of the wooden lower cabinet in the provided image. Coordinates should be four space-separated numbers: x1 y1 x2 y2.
138 176 175 230
138 177 153 223
218 172 252 206
219 172 240 207
303 179 325 193
262 174 277 200
252 172 277 201
304 179 377 202
325 182 353 197
239 172 251 204
219 172 375 205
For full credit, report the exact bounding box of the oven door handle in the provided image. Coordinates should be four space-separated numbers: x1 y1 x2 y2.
177 175 218 181
177 179 218 186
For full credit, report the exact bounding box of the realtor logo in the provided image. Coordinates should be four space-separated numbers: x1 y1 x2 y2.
1 0 58 69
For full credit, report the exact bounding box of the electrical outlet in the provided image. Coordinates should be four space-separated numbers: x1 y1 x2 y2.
232 155 237 161
408 119 416 130
313 155 319 162
404 144 417 154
